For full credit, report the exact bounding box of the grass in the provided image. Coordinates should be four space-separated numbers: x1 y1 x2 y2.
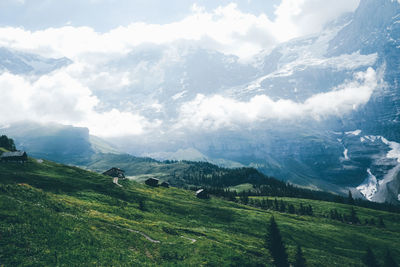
228 183 254 192
0 158 399 266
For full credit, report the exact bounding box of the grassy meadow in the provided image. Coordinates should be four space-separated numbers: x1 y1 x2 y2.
0 158 399 266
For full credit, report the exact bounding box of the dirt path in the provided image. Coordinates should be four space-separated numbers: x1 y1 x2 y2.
113 177 122 187
127 229 160 243
180 236 197 243
111 224 160 243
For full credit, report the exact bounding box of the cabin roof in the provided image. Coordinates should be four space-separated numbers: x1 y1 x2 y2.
196 189 204 194
1 151 26 158
105 167 125 173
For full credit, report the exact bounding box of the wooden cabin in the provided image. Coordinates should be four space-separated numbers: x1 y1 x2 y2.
102 167 125 179
145 178 159 187
160 181 170 188
0 151 28 162
196 189 208 199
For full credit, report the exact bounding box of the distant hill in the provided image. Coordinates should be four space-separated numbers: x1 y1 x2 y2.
0 122 120 165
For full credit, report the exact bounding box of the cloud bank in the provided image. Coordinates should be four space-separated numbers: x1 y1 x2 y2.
0 70 155 137
177 68 378 130
0 1 359 60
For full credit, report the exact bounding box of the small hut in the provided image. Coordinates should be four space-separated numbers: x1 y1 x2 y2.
145 178 159 187
160 181 170 188
196 189 208 199
102 167 125 179
0 151 28 163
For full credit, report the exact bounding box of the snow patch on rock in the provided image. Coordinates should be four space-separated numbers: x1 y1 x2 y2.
357 169 378 201
345 129 362 136
343 148 349 160
380 137 400 162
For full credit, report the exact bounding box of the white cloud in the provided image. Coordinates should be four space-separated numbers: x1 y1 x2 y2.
0 1 360 60
0 70 154 137
78 109 157 137
177 68 377 130
273 0 360 42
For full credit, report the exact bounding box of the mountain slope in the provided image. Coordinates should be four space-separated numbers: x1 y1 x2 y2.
0 157 399 266
96 0 400 204
168 0 400 203
0 47 71 75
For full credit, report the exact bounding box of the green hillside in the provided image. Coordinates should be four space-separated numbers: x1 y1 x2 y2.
0 158 399 266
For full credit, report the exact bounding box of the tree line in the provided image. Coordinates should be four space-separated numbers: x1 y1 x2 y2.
173 162 400 214
0 135 16 151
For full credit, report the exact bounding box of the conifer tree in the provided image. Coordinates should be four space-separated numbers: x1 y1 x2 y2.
307 205 313 216
348 190 355 205
0 135 16 151
350 207 360 224
379 217 385 228
299 203 305 215
274 198 279 211
384 249 398 267
362 247 379 267
288 204 295 214
280 200 286 212
294 245 307 267
265 216 289 267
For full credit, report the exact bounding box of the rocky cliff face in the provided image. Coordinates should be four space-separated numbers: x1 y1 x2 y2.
191 0 400 203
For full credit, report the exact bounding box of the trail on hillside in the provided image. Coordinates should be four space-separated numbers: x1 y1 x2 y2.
127 228 160 243
113 177 122 187
180 236 197 243
110 224 160 243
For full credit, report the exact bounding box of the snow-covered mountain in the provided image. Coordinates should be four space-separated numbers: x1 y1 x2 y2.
0 47 71 75
119 0 400 203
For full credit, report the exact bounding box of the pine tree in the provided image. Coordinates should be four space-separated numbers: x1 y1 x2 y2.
240 192 249 204
265 216 289 267
280 200 286 212
274 198 279 211
299 203 305 215
350 207 360 224
348 190 355 205
0 135 16 151
362 247 379 267
288 204 295 214
379 217 385 228
307 205 313 216
294 245 307 267
384 249 398 267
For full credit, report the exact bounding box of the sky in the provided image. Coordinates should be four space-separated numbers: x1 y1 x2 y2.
0 0 278 31
0 0 374 139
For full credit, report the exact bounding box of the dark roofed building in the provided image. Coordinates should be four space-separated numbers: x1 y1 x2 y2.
102 167 125 179
145 178 159 187
0 151 28 162
196 189 208 199
160 181 170 188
